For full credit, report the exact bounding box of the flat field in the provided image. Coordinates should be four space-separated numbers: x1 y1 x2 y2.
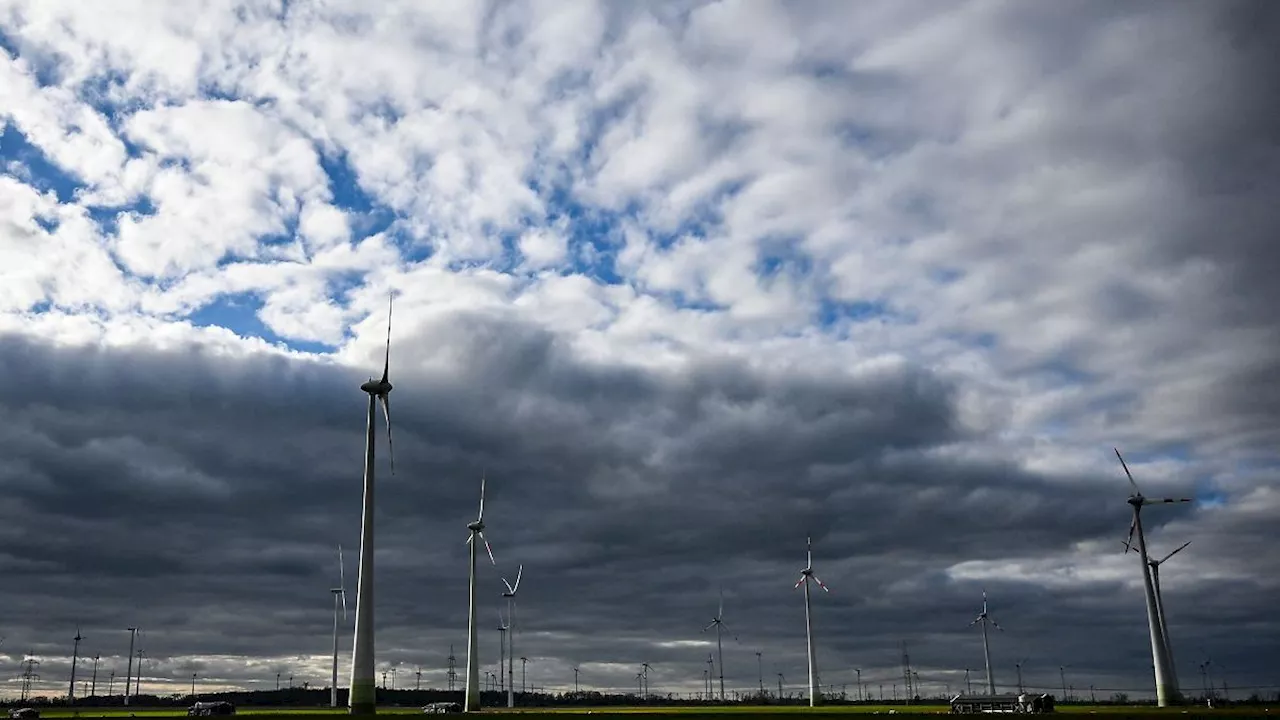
24 706 1280 719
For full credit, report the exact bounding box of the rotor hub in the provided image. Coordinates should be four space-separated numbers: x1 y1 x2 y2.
1127 495 1144 508
468 520 484 532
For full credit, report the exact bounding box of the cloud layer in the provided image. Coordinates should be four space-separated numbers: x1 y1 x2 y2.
2 0 1278 702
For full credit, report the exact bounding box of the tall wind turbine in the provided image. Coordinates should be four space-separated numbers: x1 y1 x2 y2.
502 564 523 708
350 295 397 715
1127 539 1191 688
970 590 1002 694
1115 447 1190 707
69 625 83 701
332 545 349 708
701 590 729 701
792 536 829 707
464 476 496 712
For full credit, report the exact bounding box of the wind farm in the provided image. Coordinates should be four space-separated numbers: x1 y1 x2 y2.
2 2 1278 717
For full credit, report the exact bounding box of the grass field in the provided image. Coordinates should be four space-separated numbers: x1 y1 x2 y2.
22 705 1280 719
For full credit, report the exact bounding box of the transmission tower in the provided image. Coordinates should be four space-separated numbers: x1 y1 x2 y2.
20 655 41 701
901 641 914 703
446 645 457 692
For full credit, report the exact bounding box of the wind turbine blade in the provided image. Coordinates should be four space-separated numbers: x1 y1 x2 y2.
512 564 522 593
342 589 348 620
379 394 395 476
480 532 496 565
702 621 716 632
811 575 830 592
718 588 724 619
1146 497 1193 504
380 293 392 384
1123 517 1137 552
1159 540 1192 564
970 617 982 626
990 618 1003 631
1114 447 1140 494
478 475 486 521
793 576 806 590
502 577 516 595
806 535 813 567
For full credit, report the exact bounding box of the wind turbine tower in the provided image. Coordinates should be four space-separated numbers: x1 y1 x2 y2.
124 627 138 705
350 295 397 715
1127 539 1191 689
464 476 496 711
1115 448 1190 706
792 536 830 707
69 625 83 701
502 564 523 708
332 545 349 708
970 590 1002 694
701 590 729 701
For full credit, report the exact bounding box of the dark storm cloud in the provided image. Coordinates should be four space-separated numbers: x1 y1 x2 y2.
1 297 1274 700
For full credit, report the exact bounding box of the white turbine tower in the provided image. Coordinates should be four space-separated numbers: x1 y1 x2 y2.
1126 539 1191 690
792 536 829 707
1115 447 1190 707
464 476 496 712
701 590 729 701
970 590 1002 695
331 545 349 708
350 295 396 715
502 565 523 708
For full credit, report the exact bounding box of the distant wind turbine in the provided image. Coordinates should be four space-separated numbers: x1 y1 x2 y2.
970 590 1002 694
502 564 523 708
1116 448 1190 706
702 590 730 701
1127 539 1191 687
793 536 829 707
69 625 83 701
464 475 496 711
331 545 349 708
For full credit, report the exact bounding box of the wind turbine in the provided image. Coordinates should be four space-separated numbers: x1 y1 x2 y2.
1127 539 1191 688
497 612 507 694
701 590 729 701
69 625 83 701
501 564 523 708
464 475 496 712
1115 448 1190 706
350 294 396 715
970 590 1002 694
793 536 829 706
332 545 349 708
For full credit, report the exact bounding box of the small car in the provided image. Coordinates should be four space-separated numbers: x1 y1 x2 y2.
9 710 39 719
421 702 462 714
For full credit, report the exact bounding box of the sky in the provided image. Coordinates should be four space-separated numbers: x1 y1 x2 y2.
1 0 1279 704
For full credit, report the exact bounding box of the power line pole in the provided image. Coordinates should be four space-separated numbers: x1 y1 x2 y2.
756 652 763 696
520 657 527 694
447 645 457 692
574 666 579 694
20 655 40 702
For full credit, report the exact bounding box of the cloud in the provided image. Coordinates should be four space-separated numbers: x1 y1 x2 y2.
1 0 1278 702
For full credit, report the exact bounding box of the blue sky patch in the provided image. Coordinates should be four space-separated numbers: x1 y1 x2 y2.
0 123 85 204
188 292 336 354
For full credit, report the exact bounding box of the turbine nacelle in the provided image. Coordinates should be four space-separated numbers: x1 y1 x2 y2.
360 378 393 395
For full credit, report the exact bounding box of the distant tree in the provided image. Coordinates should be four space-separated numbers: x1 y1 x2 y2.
1110 693 1129 704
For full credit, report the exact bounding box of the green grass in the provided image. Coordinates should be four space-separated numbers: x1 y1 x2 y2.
28 705 1280 719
